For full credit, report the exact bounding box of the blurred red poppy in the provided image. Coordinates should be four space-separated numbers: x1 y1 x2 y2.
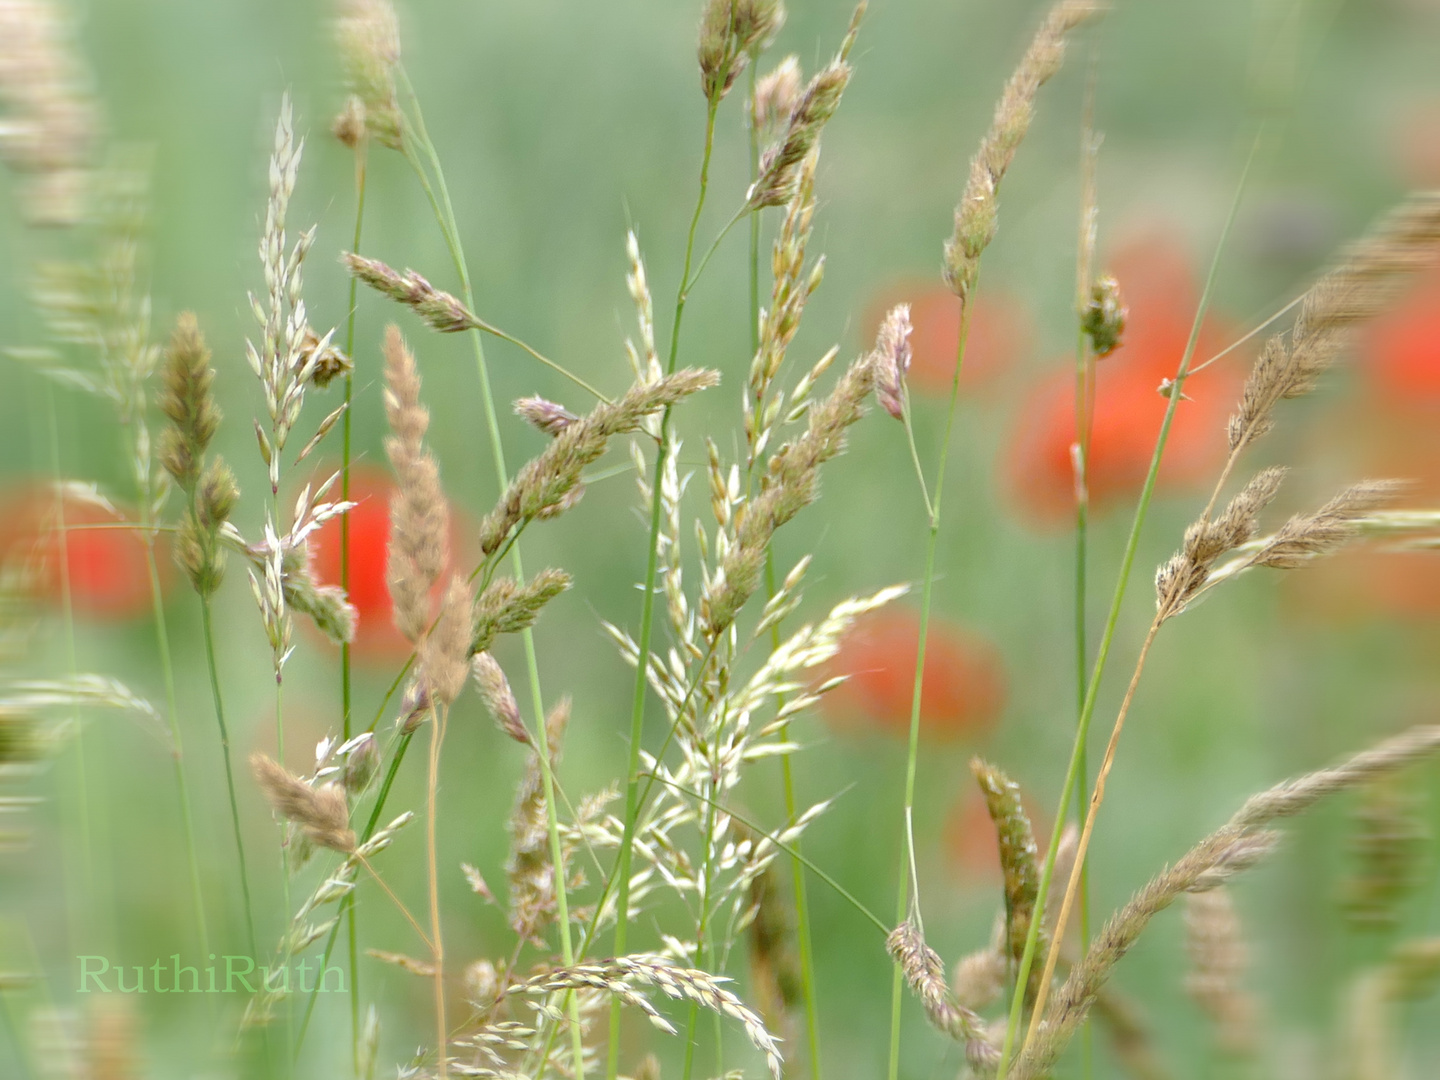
0 483 156 619
1003 228 1244 524
1362 262 1440 403
864 281 1031 395
308 464 475 659
822 608 1005 742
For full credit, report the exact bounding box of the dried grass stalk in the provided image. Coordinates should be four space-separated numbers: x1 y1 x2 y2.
1013 724 1440 1079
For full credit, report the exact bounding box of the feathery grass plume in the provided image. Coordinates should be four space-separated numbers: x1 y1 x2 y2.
0 0 96 225
1011 724 1440 1080
345 253 478 333
420 574 474 707
702 354 875 639
871 303 913 422
887 920 1000 1073
507 696 570 944
382 324 450 642
1080 274 1126 357
698 0 785 103
971 759 1046 1001
250 752 356 854
750 55 801 135
514 396 577 437
344 732 379 794
471 651 525 744
158 315 238 596
471 569 572 655
478 368 719 556
942 0 1098 302
1154 466 1286 620
1247 480 1402 571
746 5 863 210
281 542 358 645
1343 775 1427 929
747 148 820 466
1183 889 1257 1059
1228 193 1440 455
335 0 403 149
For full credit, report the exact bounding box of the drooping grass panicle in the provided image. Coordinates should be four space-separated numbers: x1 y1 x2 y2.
971 759 1046 1000
1183 888 1258 1058
334 0 403 150
382 323 451 643
515 396 578 438
477 368 719 557
1247 480 1403 571
0 0 96 225
250 751 356 854
942 0 1099 303
887 920 1000 1073
698 0 785 104
701 352 875 640
1012 724 1440 1079
871 303 913 423
1154 466 1286 620
345 252 478 333
1227 193 1440 456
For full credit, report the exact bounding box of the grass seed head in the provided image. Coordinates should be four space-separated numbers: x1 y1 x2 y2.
250 752 355 854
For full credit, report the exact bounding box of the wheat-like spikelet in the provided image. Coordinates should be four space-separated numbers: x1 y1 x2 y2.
250 752 355 854
871 304 913 422
971 759 1046 1004
942 0 1099 303
746 6 861 210
701 354 875 639
1228 193 1440 455
478 369 719 556
346 253 479 333
472 569 572 655
1183 888 1258 1058
334 0 403 149
382 324 451 643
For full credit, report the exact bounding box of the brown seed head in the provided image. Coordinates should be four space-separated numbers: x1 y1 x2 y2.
250 752 355 853
345 253 479 334
334 0 403 149
750 54 802 134
419 574 475 707
1081 274 1126 357
472 651 526 744
514 396 577 438
871 303 913 421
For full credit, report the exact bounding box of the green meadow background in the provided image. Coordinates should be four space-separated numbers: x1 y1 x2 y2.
4 0 1440 1076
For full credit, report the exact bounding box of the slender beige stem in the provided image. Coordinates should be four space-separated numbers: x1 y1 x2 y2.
427 705 448 1080
354 854 433 954
1022 617 1162 1048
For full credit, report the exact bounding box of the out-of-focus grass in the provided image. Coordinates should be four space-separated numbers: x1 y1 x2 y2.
4 0 1440 1077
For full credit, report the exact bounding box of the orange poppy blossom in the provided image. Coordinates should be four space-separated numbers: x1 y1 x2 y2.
0 482 158 619
863 280 1032 396
820 607 1006 742
1003 227 1246 525
308 464 475 660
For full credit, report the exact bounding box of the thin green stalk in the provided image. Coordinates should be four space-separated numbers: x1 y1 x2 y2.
609 92 721 1080
139 530 209 964
398 75 587 1079
342 146 368 1079
200 594 256 957
994 130 1262 1080
887 295 976 1080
